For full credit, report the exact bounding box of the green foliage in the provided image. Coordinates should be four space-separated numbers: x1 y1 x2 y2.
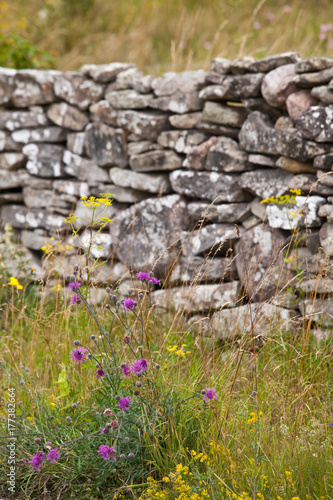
0 33 53 69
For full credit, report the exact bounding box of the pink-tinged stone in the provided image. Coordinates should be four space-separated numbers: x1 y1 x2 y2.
261 64 297 108
286 90 319 119
184 136 218 170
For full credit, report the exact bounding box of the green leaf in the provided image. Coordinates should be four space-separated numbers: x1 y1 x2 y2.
55 367 70 399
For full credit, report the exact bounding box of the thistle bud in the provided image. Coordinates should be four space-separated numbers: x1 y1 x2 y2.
136 381 142 388
66 416 72 424
25 368 29 373
124 437 130 443
88 353 93 359
105 304 111 310
138 293 144 300
115 395 121 401
123 335 131 344
155 364 160 370
74 340 80 346
34 438 41 445
111 295 118 303
133 390 140 396
106 287 111 293
90 335 96 340
201 389 206 395
128 453 135 459
120 454 126 460
71 403 77 409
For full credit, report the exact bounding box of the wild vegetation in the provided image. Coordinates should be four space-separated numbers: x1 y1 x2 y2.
1 0 333 71
0 194 332 500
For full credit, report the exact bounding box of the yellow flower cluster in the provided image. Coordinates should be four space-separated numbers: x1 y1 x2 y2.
261 189 302 205
80 194 114 208
3 277 23 290
138 463 210 500
167 344 191 357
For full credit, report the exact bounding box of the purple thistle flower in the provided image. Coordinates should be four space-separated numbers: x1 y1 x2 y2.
46 448 60 463
131 358 150 376
122 364 131 377
117 396 133 412
136 271 151 281
98 444 117 461
29 452 45 471
122 298 137 310
149 276 161 285
101 426 109 434
68 282 81 292
96 368 106 380
202 387 218 402
330 423 333 427
70 347 89 365
70 294 80 305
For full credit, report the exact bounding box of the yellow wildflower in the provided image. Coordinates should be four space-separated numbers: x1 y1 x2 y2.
8 277 23 290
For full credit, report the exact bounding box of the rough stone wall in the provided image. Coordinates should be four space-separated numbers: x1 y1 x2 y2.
2 53 333 338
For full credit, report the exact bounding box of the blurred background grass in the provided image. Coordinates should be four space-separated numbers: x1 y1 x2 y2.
0 0 333 72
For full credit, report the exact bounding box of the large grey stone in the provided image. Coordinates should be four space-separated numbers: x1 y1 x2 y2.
150 70 206 113
66 132 86 155
199 74 264 101
110 194 189 273
202 101 249 127
89 100 118 126
311 85 333 104
117 110 170 140
0 110 50 130
105 89 153 109
170 255 237 284
170 170 251 202
295 57 333 73
110 167 171 194
184 137 218 170
22 143 65 178
0 169 29 190
235 225 289 301
169 112 202 129
210 58 231 74
0 205 65 231
11 127 67 144
85 122 127 168
295 105 333 142
211 303 297 338
129 150 182 172
319 222 333 257
205 136 251 172
53 180 89 199
80 62 136 83
127 140 159 156
266 195 325 229
157 130 206 154
152 282 240 313
313 153 333 170
22 187 71 210
0 68 15 104
187 201 251 223
63 153 110 185
195 121 240 138
239 111 333 161
130 71 154 94
249 52 301 73
299 298 333 327
47 103 89 131
239 169 293 199
105 67 140 91
181 224 244 257
318 204 333 222
261 64 297 108
0 192 23 205
54 72 104 110
243 97 282 119
11 70 59 107
293 66 333 87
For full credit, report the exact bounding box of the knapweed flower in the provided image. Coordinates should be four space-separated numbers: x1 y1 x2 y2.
68 282 81 292
117 396 133 411
46 448 60 463
103 408 113 417
149 276 161 285
29 452 45 471
122 298 137 310
202 387 218 402
96 368 106 380
70 294 80 305
109 420 119 429
98 444 117 461
121 364 131 377
136 271 150 281
70 347 89 365
130 358 150 376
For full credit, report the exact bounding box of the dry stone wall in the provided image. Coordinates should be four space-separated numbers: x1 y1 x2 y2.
2 53 333 338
